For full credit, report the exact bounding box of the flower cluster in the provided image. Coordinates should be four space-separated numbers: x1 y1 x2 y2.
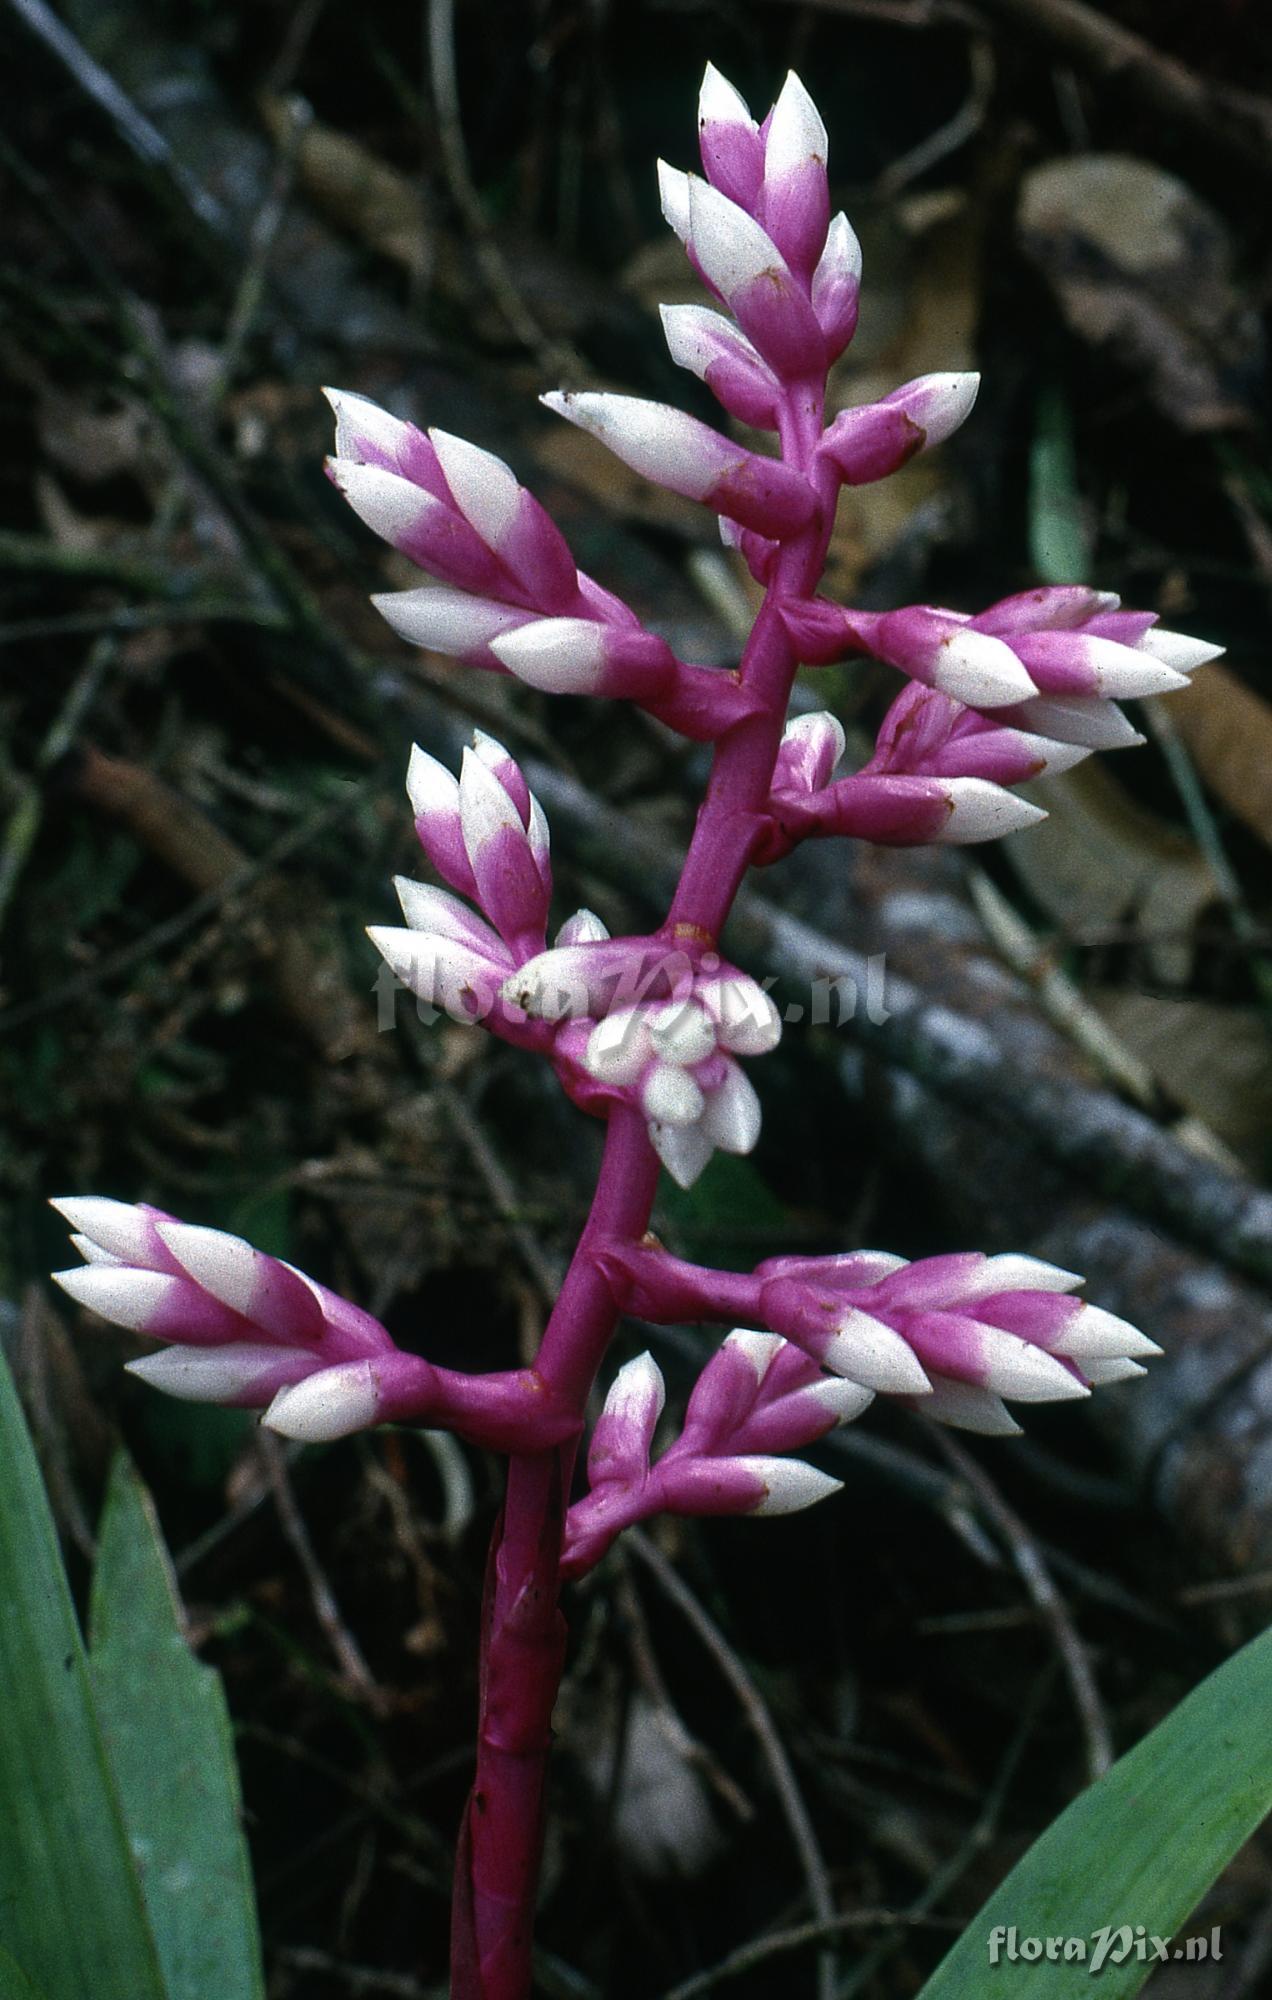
600 1241 1158 1437
763 587 1221 858
52 62 1213 1610
365 727 781 1187
51 64 1221 1988
50 1198 576 1449
562 1336 865 1575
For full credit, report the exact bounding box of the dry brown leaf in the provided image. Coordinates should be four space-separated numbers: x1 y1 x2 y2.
1094 991 1272 1166
1004 759 1216 984
1166 666 1272 850
260 93 431 277
1019 155 1263 432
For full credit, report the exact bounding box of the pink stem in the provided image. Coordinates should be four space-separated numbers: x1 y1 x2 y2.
452 380 832 1999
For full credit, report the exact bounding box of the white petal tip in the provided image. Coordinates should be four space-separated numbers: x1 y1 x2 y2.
750 1460 843 1517
263 1363 380 1443
826 1311 931 1396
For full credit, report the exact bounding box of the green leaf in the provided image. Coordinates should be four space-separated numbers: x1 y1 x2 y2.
0 1353 167 2000
89 1455 265 2000
918 1624 1272 1997
0 1944 50 2000
1028 385 1090 586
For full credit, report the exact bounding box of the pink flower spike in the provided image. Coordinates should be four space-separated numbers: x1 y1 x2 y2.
367 926 510 1025
869 607 1041 706
126 1342 316 1407
264 1360 383 1442
50 1195 180 1273
759 71 830 280
903 1311 1089 1402
458 747 551 949
817 403 927 487
699 1059 762 1156
811 212 862 360
774 711 846 793
926 723 1091 785
736 1371 875 1454
394 878 511 956
1048 1305 1161 1362
587 1352 666 1488
684 178 826 379
372 586 531 671
428 428 579 612
155 1221 325 1347
1135 627 1223 672
973 586 1118 636
505 935 703 1021
406 743 477 899
776 773 1046 847
323 388 450 497
748 1456 844 1516
52 1264 254 1347
697 63 764 209
658 1454 841 1519
999 695 1144 752
470 728 534 822
541 392 815 538
326 459 506 594
659 305 782 430
908 1379 1023 1436
882 372 981 449
555 907 609 949
695 975 781 1056
489 618 678 702
1009 631 1188 700
825 1308 932 1394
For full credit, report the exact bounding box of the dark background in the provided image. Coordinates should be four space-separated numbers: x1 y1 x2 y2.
3 0 1272 1993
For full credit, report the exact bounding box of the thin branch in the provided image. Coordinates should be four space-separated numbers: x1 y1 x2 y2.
426 0 588 382
5 0 230 236
659 1907 960 2000
929 1429 1114 1780
263 1433 384 1707
629 1530 839 2000
967 0 1272 186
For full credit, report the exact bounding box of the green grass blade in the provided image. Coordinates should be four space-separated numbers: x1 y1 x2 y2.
918 1625 1272 1996
0 1354 167 2000
88 1455 265 2000
0 1945 49 2000
1029 384 1090 586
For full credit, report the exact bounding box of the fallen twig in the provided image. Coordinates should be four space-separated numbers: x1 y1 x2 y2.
629 1530 839 2000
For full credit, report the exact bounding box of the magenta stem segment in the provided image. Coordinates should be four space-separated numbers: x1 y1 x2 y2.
454 1110 659 1996
454 381 835 2000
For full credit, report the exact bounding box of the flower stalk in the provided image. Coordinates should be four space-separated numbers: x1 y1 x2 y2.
50 62 1219 2000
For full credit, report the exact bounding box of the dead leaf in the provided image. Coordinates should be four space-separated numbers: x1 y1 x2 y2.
1004 759 1216 984
1165 665 1272 850
1018 155 1264 432
1094 991 1272 1166
261 93 432 277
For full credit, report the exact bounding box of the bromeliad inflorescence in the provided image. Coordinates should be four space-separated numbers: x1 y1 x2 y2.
51 63 1219 2000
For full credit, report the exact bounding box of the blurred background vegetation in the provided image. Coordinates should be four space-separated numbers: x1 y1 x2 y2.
3 0 1272 1993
